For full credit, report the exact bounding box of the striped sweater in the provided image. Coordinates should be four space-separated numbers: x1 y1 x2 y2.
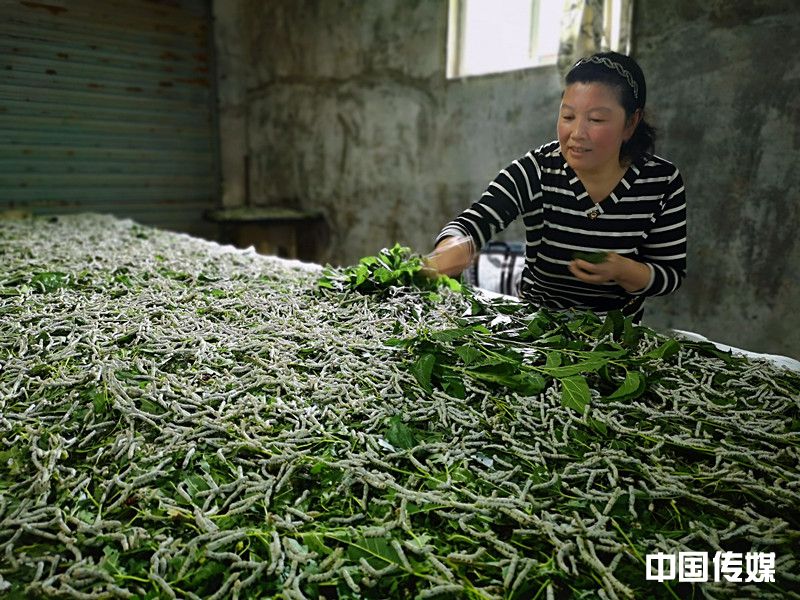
437 140 687 320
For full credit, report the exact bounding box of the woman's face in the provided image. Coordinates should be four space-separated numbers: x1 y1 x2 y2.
557 82 637 177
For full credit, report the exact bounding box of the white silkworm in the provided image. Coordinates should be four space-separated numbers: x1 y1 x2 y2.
2 214 797 600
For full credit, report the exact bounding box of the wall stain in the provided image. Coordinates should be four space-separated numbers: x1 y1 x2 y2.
20 1 67 16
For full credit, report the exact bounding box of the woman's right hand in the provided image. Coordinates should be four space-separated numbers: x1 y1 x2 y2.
424 236 475 277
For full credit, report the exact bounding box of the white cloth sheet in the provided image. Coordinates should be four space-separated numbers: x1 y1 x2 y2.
671 330 800 373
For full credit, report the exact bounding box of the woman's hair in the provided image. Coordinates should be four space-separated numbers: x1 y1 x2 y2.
565 51 656 164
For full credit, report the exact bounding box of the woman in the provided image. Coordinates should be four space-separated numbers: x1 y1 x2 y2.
428 51 686 322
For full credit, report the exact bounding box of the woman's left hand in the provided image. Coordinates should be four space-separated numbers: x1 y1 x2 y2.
569 253 651 293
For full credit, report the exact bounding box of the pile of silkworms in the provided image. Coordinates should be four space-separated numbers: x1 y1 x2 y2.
0 214 798 599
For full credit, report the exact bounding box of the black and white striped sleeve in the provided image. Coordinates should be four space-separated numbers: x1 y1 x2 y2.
634 169 687 297
436 155 542 249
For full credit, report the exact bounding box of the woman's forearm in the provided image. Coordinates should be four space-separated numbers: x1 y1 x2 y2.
569 252 653 293
614 256 652 293
426 236 475 277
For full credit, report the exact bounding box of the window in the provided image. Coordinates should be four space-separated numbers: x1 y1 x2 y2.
447 0 565 78
447 0 627 79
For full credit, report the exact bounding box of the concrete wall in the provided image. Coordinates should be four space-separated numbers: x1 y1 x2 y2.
213 0 799 359
634 0 799 358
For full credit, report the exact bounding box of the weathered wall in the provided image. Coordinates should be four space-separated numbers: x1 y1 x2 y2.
212 0 558 261
635 0 800 358
213 0 799 358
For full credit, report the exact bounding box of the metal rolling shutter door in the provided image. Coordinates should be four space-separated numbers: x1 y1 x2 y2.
0 0 218 236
